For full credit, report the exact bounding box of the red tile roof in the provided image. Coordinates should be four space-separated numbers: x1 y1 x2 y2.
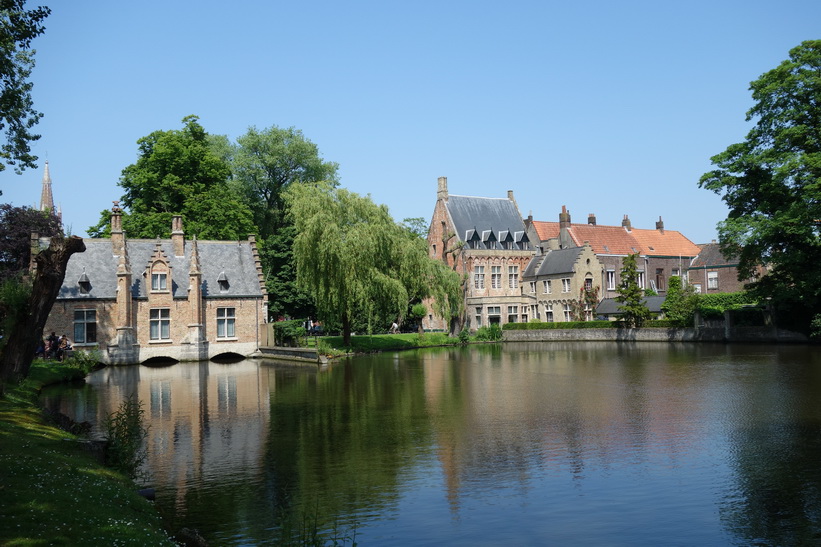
566 224 640 255
531 221 560 241
629 228 701 257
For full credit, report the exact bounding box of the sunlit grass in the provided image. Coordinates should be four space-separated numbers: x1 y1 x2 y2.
0 362 175 546
318 332 456 353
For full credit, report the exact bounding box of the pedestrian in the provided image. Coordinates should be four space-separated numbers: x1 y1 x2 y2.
390 321 399 334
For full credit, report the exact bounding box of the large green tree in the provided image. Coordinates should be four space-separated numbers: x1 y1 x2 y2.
286 182 461 346
0 1 50 174
616 252 651 327
233 125 339 320
699 40 821 325
88 116 255 240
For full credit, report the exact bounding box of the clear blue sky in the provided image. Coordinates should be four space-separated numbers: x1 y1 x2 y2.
2 1 819 244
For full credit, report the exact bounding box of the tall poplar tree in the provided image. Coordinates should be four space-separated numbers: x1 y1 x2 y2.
616 252 651 327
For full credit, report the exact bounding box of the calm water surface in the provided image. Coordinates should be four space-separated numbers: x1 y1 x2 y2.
42 342 821 546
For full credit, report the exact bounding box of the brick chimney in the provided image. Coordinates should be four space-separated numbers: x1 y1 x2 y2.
172 215 184 257
622 214 632 231
437 176 448 201
111 201 124 256
559 205 571 230
656 216 664 233
588 213 596 225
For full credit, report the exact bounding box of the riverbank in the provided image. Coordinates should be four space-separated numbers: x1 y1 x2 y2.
0 361 175 546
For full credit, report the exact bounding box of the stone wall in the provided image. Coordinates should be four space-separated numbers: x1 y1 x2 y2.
503 326 807 343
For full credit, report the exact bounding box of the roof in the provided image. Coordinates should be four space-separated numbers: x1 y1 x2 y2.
446 195 529 250
566 224 640 255
629 228 701 257
58 238 263 300
523 247 584 278
596 296 666 315
530 220 560 241
690 242 738 268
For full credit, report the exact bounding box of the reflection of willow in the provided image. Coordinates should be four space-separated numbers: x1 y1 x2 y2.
261 357 434 543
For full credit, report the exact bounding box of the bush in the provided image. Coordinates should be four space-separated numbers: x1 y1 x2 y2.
474 324 503 341
458 329 470 345
63 349 102 374
272 319 306 347
103 397 148 481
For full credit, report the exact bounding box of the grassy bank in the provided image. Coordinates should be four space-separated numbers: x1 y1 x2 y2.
0 361 174 546
317 332 460 354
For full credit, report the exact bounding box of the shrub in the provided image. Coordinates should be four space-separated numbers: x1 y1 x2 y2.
458 329 470 345
103 397 148 481
474 324 503 341
273 319 306 347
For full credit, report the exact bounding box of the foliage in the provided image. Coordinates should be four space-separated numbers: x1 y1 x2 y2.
661 276 699 326
0 1 50 173
698 291 755 311
319 332 456 353
644 287 658 296
273 319 306 347
261 225 315 320
233 125 339 239
616 252 652 327
570 286 599 321
88 116 256 240
0 203 63 281
0 274 29 343
62 349 102 374
504 320 615 330
811 314 821 340
458 329 470 344
102 397 148 482
699 40 821 327
400 217 428 239
474 324 503 341
286 182 461 346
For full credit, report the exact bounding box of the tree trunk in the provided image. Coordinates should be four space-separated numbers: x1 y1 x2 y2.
342 311 352 348
0 236 85 389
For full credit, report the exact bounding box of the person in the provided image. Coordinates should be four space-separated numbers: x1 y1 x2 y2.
46 332 58 359
34 338 45 358
390 321 399 334
56 335 71 362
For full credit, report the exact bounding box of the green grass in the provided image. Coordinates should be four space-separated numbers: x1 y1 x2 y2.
0 361 175 546
316 332 457 353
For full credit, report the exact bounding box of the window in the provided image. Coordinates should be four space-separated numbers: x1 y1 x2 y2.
563 303 572 322
150 308 171 340
529 281 536 293
708 271 718 289
584 302 593 321
584 277 593 291
507 305 518 323
522 309 529 323
545 307 554 322
73 310 96 344
491 266 502 289
562 278 571 293
508 266 519 289
672 268 680 278
217 272 229 293
693 283 702 294
217 307 236 338
487 306 501 315
475 307 483 327
474 266 485 289
543 280 551 294
151 273 167 291
656 269 665 291
606 270 616 290
637 271 645 289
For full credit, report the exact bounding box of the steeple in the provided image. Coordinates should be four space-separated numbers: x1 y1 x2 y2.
39 161 54 213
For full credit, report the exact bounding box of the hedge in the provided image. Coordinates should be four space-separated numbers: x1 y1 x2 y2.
504 319 683 330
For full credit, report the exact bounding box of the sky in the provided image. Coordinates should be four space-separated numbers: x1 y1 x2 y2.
2 0 820 244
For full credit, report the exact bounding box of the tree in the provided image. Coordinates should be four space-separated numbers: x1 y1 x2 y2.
286 182 461 346
661 275 699 326
233 125 339 321
0 203 61 281
0 1 50 173
0 235 85 391
616 252 651 327
88 116 256 240
699 40 821 326
400 217 428 239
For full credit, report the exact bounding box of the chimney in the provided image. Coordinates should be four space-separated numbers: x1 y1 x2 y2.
172 215 184 256
622 214 632 231
437 176 448 201
588 213 596 225
507 190 519 212
656 216 664 233
559 205 571 229
111 201 124 256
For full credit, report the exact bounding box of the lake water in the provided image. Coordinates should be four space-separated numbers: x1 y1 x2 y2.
42 342 821 546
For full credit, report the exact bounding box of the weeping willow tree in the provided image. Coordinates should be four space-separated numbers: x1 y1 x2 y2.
286 182 461 346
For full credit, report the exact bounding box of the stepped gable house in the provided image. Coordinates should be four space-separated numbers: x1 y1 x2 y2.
43 205 267 364
525 207 700 303
424 176 534 332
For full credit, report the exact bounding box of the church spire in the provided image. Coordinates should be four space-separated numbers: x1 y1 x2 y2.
39 160 54 213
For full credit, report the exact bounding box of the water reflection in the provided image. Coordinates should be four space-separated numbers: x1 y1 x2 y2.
41 343 821 545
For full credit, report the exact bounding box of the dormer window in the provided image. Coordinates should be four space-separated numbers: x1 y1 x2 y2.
151 273 167 291
217 271 229 293
78 272 91 295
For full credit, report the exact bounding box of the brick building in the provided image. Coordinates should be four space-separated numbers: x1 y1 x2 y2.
424 177 534 332
686 241 764 294
43 206 267 364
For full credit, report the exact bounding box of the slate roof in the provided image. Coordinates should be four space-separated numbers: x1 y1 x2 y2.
446 195 529 250
59 238 263 300
596 296 666 315
690 242 738 268
523 247 584 278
